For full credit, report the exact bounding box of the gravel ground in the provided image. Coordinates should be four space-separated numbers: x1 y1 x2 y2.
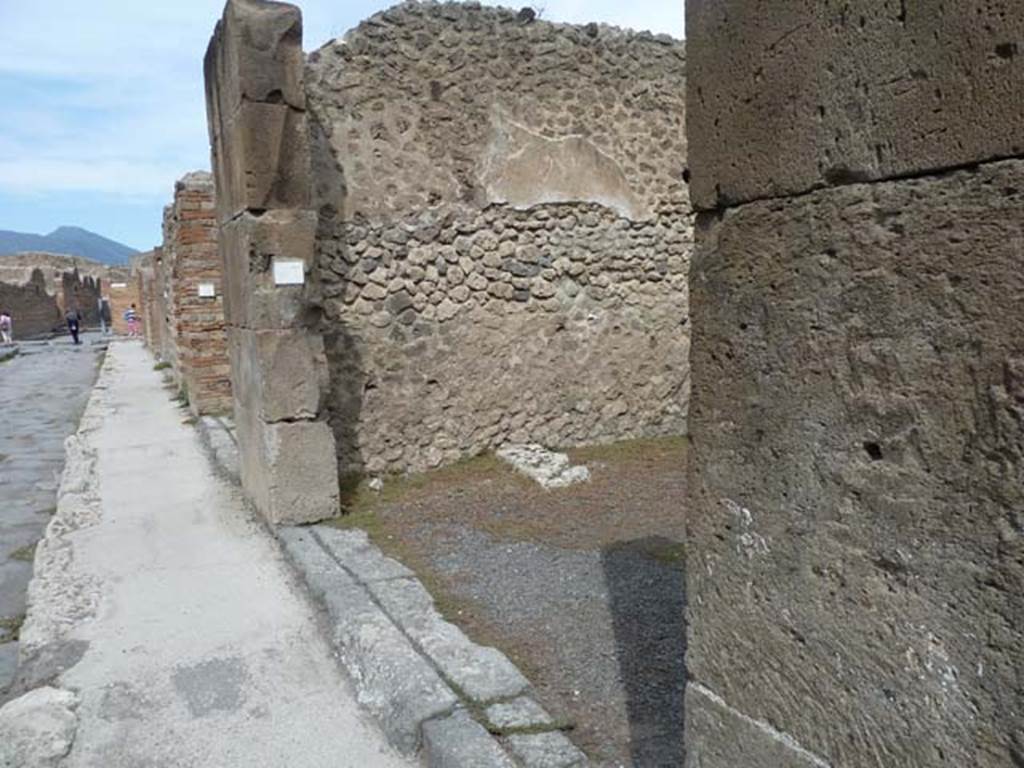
341 437 687 767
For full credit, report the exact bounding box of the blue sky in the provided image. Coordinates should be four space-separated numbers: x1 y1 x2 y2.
0 1 683 252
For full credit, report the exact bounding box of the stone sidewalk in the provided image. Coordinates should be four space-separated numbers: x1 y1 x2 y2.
0 333 105 691
1 341 415 767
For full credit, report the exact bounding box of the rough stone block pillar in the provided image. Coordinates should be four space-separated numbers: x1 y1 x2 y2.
204 0 339 524
685 3 1024 767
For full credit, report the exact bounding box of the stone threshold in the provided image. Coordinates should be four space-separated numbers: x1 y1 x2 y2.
196 419 587 768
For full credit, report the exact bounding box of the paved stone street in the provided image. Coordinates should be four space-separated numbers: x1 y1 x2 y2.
0 333 104 690
3 341 415 767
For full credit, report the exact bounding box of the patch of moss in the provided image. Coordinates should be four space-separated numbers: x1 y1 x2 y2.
153 361 171 371
0 613 25 643
9 543 37 562
569 434 687 465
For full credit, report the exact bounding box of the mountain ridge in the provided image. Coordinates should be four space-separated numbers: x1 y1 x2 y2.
0 226 138 265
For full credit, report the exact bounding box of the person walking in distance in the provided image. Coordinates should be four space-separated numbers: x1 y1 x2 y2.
65 307 82 345
124 304 141 337
99 297 112 335
0 310 12 345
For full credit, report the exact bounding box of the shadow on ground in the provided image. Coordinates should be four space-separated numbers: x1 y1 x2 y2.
602 536 686 767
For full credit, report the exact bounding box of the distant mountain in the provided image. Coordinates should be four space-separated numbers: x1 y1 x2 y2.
0 226 138 265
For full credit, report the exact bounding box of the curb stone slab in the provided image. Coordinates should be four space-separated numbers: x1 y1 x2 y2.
276 525 585 767
422 709 518 768
194 423 585 765
486 695 558 731
504 732 589 768
277 526 457 754
366 574 530 704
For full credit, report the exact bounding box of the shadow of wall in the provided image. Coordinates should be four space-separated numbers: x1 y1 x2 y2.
310 111 366 502
601 536 687 767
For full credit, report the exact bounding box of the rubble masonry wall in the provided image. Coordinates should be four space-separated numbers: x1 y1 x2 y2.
308 1 690 476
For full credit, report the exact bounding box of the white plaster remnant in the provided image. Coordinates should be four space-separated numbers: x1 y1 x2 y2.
496 443 590 489
721 498 770 558
689 683 833 768
479 110 650 220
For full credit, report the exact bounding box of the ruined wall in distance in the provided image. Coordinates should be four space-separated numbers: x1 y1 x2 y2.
307 1 690 476
107 262 142 335
684 2 1024 767
0 269 61 338
0 253 107 336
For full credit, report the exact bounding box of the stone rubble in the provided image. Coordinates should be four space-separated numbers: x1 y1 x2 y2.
496 443 591 489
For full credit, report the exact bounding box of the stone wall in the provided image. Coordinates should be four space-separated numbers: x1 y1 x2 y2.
0 269 61 338
106 263 141 335
684 3 1024 767
307 1 690 476
60 271 102 325
0 253 105 336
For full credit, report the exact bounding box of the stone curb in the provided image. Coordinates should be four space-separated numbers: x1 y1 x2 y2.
195 417 587 767
0 346 118 755
277 525 588 767
194 415 241 485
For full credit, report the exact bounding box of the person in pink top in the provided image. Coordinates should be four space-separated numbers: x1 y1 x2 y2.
124 304 141 337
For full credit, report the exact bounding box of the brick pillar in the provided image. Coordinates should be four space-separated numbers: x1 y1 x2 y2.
167 172 233 416
684 3 1024 767
204 0 339 524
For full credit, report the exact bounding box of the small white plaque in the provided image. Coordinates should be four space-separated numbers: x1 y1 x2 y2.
198 282 216 298
111 282 128 289
273 258 305 286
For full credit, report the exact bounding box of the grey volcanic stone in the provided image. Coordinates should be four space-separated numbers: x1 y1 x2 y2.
314 527 414 582
422 709 517 768
278 527 457 754
686 0 1024 209
504 731 588 768
684 684 828 768
686 160 1024 767
485 695 556 731
367 576 529 704
0 686 78 767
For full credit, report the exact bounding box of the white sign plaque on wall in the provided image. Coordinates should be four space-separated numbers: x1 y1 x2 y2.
273 258 305 286
198 282 216 298
111 282 128 289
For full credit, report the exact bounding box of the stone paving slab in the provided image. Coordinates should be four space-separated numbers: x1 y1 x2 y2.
4 341 417 767
0 332 103 693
